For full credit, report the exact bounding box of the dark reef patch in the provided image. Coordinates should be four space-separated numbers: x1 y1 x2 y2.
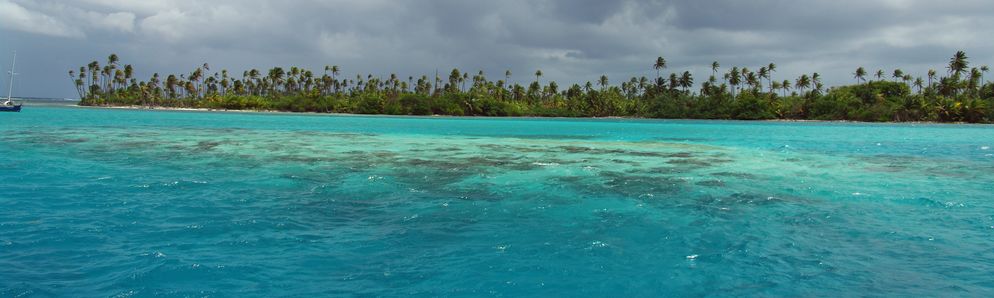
711 172 758 179
665 152 694 158
196 141 223 151
275 155 340 163
696 180 726 187
60 138 89 143
499 134 598 140
119 141 161 149
667 158 714 167
582 171 687 198
634 167 686 175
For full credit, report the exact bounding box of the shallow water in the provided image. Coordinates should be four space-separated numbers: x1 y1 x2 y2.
2 106 993 296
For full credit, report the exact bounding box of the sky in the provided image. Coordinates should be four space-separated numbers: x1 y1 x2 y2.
1 0 993 98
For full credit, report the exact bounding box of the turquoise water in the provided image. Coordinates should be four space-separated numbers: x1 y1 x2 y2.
2 106 993 296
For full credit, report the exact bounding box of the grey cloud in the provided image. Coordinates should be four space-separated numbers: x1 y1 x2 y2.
2 0 992 98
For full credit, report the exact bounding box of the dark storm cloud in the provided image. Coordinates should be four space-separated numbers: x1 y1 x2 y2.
1 0 993 98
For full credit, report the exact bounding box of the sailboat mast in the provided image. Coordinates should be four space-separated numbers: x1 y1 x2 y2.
6 51 15 102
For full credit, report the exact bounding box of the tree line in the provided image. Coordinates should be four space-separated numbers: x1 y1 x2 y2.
73 51 994 123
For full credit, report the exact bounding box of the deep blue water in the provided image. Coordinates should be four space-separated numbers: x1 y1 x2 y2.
2 106 993 296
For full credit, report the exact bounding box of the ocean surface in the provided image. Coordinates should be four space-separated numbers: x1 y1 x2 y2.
2 106 993 297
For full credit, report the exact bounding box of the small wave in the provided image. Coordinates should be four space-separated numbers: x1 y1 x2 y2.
587 241 609 249
532 162 560 167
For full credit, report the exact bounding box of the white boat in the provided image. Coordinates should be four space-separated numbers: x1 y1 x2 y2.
2 51 22 112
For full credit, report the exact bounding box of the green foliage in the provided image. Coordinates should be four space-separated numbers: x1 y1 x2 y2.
355 93 385 114
399 94 433 115
74 52 994 123
729 92 775 120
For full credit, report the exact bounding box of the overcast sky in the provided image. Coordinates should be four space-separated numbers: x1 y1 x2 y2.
2 0 993 98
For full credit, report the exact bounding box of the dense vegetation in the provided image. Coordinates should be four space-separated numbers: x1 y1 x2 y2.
74 52 993 122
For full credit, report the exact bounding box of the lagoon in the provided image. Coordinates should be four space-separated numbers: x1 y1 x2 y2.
2 106 993 296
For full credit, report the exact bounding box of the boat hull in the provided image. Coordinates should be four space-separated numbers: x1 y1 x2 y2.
0 105 21 112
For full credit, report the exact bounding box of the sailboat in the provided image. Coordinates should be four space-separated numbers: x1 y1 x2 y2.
2 51 22 112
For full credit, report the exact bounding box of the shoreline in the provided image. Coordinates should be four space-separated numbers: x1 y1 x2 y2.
70 104 986 125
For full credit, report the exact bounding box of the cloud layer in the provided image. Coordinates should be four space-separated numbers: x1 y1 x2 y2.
2 0 993 98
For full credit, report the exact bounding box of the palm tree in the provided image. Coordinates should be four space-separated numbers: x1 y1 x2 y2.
654 57 667 79
795 74 811 95
781 79 791 97
124 64 134 79
711 61 720 77
106 54 119 91
927 69 937 88
854 67 867 84
758 67 769 93
812 73 822 93
668 73 679 92
892 69 904 82
875 69 885 81
679 71 693 92
914 77 924 94
327 66 340 93
948 50 969 77
969 68 982 94
87 61 99 91
448 68 462 92
101 65 112 93
535 70 543 84
68 70 84 99
746 71 759 91
598 75 609 90
728 67 741 98
113 69 124 92
981 65 989 84
767 63 776 92
268 67 285 95
77 66 86 96
434 69 441 94
202 63 211 95
219 70 229 95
